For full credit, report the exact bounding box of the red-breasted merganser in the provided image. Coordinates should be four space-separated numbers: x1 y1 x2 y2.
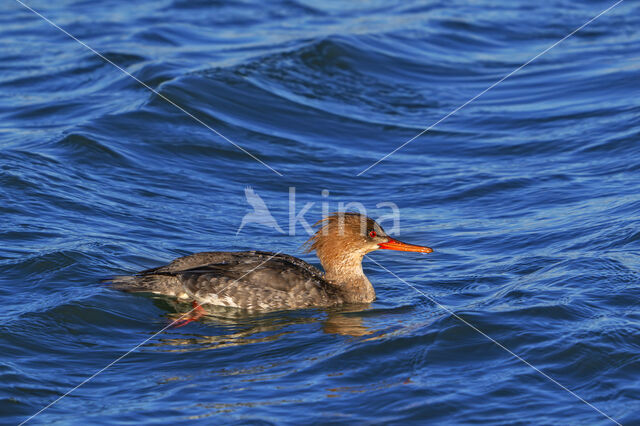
108 213 432 314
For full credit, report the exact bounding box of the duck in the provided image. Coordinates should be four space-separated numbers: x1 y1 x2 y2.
107 212 432 321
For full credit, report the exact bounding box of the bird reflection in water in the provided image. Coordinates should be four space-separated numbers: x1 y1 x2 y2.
148 299 376 352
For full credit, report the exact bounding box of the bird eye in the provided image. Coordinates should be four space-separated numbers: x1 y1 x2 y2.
369 230 377 238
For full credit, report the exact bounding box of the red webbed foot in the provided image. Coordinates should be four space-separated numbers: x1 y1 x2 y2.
171 301 206 328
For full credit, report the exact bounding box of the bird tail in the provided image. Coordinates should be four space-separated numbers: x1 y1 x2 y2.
102 271 184 297
102 275 160 293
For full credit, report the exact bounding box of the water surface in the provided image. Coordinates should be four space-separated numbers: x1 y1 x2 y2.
1 0 639 424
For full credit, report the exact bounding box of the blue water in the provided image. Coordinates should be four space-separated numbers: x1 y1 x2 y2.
2 0 639 424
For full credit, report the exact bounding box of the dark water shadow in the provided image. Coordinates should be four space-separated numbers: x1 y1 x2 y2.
147 298 377 352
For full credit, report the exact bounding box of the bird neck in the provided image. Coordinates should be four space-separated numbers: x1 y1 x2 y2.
319 252 375 304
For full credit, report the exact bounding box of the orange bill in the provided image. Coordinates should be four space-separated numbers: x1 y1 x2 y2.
378 238 433 253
